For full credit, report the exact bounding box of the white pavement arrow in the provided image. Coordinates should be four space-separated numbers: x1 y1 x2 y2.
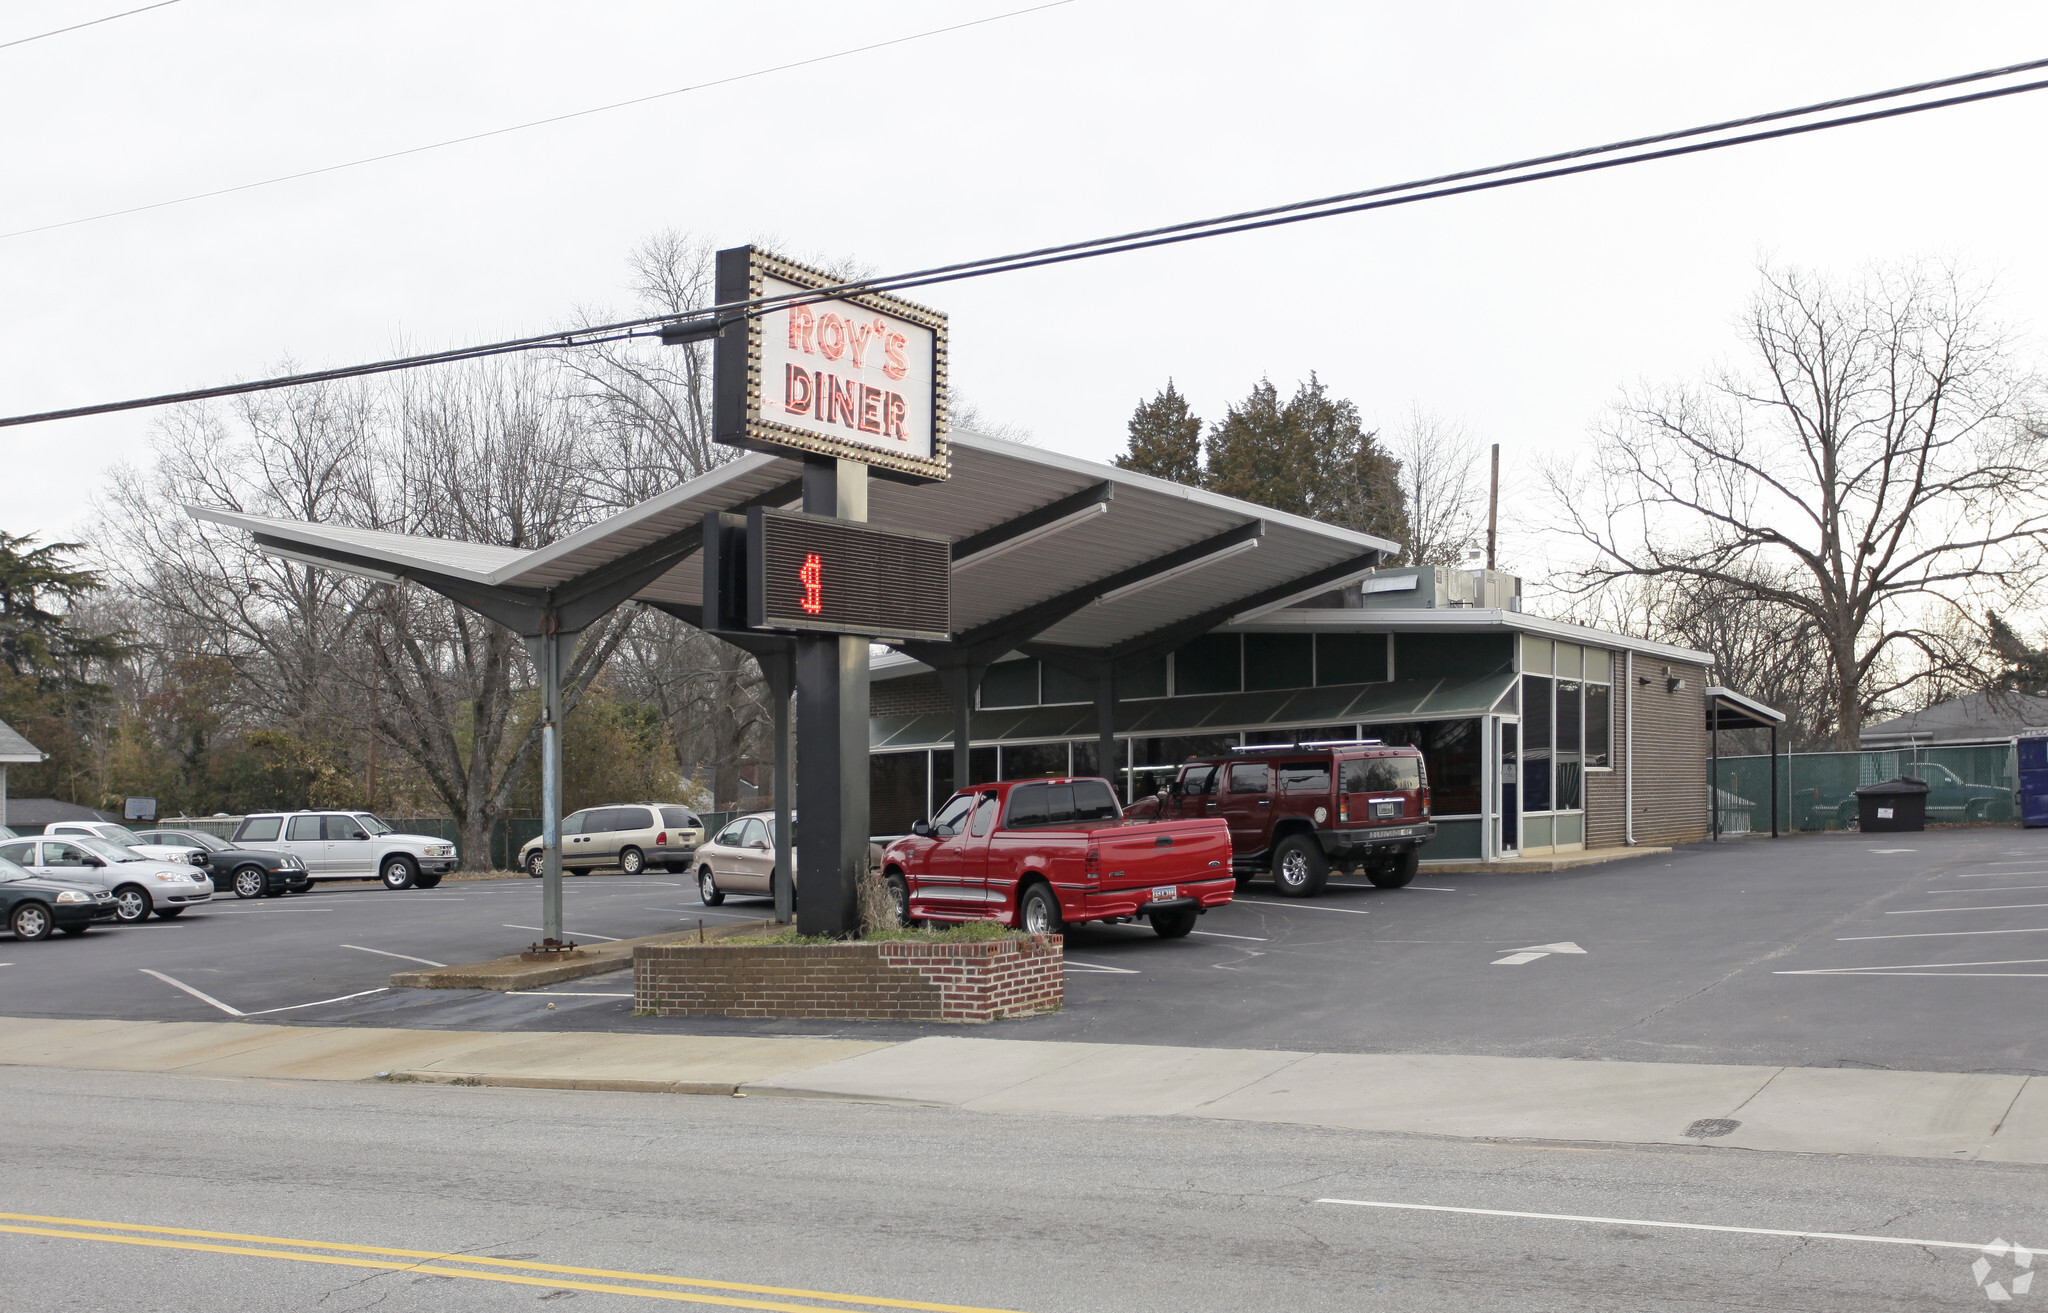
1492 941 1586 965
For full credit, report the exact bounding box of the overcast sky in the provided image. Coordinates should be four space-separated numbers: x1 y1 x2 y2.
8 0 2048 572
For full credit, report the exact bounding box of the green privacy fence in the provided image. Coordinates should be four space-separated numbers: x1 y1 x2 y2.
1711 744 2020 833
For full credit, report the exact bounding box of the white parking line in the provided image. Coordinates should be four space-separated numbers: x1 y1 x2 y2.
1887 902 2048 915
210 908 334 914
1926 886 2048 894
1778 957 2048 978
1065 960 1140 974
139 969 242 1016
503 924 623 942
1314 1197 2024 1254
1234 899 1371 914
341 944 446 967
242 989 388 1016
1190 929 1268 941
1840 927 2048 941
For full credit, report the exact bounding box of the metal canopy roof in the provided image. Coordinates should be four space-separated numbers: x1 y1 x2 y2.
187 430 1401 656
871 672 1518 751
1705 685 1786 732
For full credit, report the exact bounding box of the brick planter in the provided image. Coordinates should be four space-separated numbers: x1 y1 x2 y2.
634 935 1063 1023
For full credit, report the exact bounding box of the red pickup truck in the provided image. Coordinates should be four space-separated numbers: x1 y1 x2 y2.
881 776 1234 938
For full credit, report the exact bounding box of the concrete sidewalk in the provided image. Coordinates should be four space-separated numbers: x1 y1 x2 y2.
3 1016 2041 1165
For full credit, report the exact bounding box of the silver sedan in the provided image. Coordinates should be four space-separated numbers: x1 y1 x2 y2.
0 836 214 922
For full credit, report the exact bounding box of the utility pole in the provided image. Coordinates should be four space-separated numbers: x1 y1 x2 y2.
1486 443 1500 571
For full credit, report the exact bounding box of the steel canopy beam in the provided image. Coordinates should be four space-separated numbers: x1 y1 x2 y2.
948 481 1112 567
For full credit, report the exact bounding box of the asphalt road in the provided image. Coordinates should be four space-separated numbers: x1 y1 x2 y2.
3 1062 2041 1312
5 827 2046 1074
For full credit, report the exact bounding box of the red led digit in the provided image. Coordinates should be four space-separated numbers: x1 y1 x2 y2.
799 552 824 614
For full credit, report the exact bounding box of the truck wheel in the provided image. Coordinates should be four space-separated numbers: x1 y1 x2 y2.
885 871 912 927
1270 835 1329 897
698 868 725 907
232 866 266 899
1150 908 1198 938
619 846 645 875
381 856 417 890
1019 883 1063 935
1369 850 1419 889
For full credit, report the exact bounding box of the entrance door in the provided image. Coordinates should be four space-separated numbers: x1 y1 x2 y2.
1498 721 1520 854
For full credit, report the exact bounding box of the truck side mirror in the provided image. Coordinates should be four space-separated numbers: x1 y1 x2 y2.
1166 780 1184 797
911 821 932 837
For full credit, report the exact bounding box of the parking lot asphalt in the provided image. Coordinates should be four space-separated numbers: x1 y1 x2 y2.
6 826 2046 1075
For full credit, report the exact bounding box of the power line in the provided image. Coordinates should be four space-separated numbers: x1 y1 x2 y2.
7 54 2047 430
0 0 182 52
0 0 1075 242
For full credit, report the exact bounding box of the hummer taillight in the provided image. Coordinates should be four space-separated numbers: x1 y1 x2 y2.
1338 796 1350 824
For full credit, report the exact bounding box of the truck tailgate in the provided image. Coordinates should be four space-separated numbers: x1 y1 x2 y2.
1094 818 1232 889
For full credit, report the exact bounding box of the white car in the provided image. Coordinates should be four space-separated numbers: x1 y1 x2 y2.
46 820 208 867
0 835 214 923
230 811 458 890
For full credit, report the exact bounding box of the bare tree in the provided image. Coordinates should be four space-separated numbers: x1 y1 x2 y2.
1390 407 1485 566
1550 262 2048 747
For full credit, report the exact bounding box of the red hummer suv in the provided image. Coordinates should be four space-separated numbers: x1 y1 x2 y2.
1122 740 1435 897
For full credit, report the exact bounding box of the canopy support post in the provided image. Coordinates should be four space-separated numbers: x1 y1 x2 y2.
1769 722 1780 839
526 627 573 946
1094 671 1119 802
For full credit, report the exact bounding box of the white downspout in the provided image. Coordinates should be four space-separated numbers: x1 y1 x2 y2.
1624 651 1635 845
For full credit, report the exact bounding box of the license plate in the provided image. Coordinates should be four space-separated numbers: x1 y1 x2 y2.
1374 801 1401 818
1151 884 1177 901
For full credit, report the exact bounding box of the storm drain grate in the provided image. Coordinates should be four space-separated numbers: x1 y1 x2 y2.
1684 1118 1741 1139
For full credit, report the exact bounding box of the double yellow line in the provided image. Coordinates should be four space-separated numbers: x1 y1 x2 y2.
0 1211 1032 1312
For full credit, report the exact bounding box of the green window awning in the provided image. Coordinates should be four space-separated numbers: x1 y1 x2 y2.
870 672 1517 751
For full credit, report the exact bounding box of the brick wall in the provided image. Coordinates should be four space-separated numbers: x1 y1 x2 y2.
634 936 1063 1022
1612 656 1710 847
872 671 951 719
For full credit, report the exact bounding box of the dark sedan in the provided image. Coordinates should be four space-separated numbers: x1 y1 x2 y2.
1 856 116 939
131 828 312 899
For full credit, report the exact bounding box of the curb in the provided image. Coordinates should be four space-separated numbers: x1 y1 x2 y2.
391 1071 744 1095
388 919 778 991
1422 847 1671 874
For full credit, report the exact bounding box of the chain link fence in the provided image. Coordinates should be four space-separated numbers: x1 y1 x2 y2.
1711 744 2020 833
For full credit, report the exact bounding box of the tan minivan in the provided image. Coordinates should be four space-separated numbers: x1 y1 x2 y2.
519 804 705 877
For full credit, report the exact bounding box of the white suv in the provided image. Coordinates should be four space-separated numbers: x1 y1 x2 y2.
231 811 458 890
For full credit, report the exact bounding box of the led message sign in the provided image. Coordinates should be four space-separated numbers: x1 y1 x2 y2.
746 507 951 641
713 246 950 482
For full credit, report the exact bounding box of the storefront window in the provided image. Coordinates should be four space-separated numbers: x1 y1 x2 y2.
999 742 1069 780
1173 634 1242 695
1356 719 1483 816
870 751 930 835
1130 733 1240 799
1522 675 1553 812
1586 683 1612 769
1555 679 1582 811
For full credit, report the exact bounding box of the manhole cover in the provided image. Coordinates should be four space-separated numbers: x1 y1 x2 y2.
1684 1118 1741 1139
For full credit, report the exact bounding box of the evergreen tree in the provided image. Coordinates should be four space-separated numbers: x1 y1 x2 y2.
1203 375 1411 546
1988 612 2048 695
0 531 126 697
1113 380 1204 485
